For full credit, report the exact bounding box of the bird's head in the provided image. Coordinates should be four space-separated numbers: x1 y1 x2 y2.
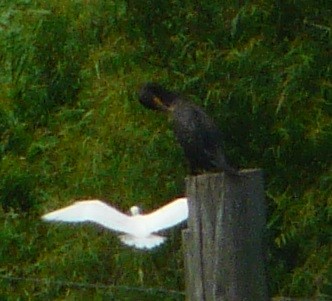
139 82 177 112
129 206 142 216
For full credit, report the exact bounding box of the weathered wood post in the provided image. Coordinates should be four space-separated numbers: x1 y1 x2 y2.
182 169 268 301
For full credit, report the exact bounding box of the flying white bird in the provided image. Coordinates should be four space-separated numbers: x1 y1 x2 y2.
42 197 188 249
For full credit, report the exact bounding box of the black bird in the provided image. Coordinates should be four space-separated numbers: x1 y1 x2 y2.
139 82 239 175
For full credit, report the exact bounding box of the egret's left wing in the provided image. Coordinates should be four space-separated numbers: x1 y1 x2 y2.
42 200 134 234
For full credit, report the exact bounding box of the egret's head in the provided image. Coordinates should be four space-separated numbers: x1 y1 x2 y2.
139 82 177 112
129 206 141 216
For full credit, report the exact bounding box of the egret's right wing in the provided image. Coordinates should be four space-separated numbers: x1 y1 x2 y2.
42 200 134 233
143 197 188 233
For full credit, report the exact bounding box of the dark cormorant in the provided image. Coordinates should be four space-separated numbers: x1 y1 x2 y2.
139 82 239 175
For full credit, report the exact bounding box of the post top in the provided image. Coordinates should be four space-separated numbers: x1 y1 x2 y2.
185 168 263 181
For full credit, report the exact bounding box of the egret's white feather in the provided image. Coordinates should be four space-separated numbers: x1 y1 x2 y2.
42 200 134 234
142 197 188 233
119 234 166 249
42 197 188 249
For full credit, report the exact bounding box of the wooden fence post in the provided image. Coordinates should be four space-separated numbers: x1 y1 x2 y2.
182 170 268 301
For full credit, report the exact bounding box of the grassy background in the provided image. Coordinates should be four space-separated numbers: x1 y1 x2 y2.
0 0 331 299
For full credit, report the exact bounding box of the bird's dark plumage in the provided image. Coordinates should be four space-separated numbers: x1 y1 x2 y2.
139 82 238 175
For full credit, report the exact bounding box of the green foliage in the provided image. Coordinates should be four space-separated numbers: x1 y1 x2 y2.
0 0 331 299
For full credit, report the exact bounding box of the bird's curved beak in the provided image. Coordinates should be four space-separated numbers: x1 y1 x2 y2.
153 97 168 111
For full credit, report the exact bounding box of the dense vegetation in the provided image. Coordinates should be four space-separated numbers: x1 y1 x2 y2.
0 0 331 299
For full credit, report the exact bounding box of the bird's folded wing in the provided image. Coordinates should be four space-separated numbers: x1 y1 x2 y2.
143 197 188 233
42 200 133 233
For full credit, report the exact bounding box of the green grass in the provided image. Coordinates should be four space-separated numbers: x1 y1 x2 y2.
0 0 331 299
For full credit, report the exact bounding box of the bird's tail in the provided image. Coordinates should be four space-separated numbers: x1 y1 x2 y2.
213 150 240 176
119 234 166 249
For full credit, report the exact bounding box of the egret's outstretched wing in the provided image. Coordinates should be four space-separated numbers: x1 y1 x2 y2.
42 200 133 234
143 197 188 233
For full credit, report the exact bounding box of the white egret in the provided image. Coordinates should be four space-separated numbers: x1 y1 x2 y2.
42 197 188 249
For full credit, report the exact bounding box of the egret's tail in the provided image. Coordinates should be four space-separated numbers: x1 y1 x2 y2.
119 234 166 249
